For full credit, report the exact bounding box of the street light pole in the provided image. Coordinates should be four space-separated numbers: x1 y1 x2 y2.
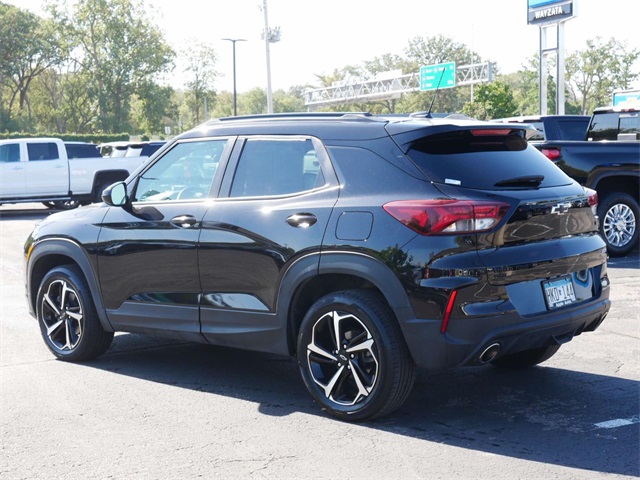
222 38 246 116
261 0 280 114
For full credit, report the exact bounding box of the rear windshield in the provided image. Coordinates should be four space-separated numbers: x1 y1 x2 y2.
557 119 589 140
406 130 573 189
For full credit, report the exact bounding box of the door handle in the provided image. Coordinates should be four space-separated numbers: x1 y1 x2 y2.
171 215 197 228
286 213 317 228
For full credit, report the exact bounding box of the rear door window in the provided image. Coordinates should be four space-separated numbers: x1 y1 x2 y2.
405 130 572 189
27 142 59 161
229 138 324 197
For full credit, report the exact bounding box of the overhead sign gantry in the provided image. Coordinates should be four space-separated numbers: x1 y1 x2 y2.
303 62 492 109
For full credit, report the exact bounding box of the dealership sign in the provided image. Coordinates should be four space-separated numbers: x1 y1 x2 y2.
527 0 574 25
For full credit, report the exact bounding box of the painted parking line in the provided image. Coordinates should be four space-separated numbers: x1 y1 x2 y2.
594 416 640 429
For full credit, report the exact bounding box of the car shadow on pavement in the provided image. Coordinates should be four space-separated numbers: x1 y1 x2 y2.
607 249 640 269
84 334 639 477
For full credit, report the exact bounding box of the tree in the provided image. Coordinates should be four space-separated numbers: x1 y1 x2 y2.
567 37 640 114
462 81 518 120
0 2 67 128
273 86 306 113
54 0 174 132
129 83 175 135
182 42 218 125
239 88 268 115
211 91 235 119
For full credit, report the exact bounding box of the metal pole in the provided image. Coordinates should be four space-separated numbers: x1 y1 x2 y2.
557 22 565 115
539 26 548 116
222 38 246 117
263 0 273 113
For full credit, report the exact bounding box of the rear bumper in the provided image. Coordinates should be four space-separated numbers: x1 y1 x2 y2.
453 296 610 367
396 232 610 369
400 289 610 370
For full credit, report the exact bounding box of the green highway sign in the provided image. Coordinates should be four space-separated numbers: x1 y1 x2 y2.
420 62 456 91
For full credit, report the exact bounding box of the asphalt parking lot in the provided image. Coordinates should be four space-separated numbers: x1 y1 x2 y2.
1 203 638 480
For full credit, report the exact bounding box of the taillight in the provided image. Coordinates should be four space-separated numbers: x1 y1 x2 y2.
541 147 561 161
383 199 510 235
584 187 598 215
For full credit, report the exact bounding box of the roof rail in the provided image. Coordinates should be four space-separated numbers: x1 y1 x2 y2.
208 112 375 123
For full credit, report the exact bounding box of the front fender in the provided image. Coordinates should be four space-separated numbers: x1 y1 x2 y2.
26 238 113 332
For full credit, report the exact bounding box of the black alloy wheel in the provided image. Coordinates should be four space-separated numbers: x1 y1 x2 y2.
36 265 113 361
297 290 415 421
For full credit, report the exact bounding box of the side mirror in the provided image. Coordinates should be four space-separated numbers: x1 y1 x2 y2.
102 181 128 207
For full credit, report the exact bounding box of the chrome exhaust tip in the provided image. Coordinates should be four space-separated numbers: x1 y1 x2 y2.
479 343 501 363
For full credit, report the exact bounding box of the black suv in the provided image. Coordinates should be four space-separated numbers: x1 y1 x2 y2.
25 113 611 421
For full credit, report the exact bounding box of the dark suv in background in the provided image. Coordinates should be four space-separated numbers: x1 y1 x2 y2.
25 112 610 421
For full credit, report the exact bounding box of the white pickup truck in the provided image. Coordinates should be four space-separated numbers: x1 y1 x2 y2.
0 137 152 209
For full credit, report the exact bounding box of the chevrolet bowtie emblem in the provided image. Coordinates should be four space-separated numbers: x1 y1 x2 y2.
550 202 572 215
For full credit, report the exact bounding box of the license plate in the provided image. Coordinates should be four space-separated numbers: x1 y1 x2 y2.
543 276 577 309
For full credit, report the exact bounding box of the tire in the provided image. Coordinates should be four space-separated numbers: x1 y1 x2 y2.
51 200 81 210
296 289 415 421
598 192 639 257
42 202 56 209
36 265 113 362
490 345 561 369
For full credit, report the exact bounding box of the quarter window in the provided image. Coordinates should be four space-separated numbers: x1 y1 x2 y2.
230 138 324 197
134 140 226 202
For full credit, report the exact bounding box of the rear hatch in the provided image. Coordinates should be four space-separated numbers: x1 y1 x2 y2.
389 122 606 315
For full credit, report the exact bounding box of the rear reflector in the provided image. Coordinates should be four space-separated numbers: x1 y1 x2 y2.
383 199 510 235
441 290 458 333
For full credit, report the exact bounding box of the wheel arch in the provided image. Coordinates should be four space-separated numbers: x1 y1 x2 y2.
588 171 640 202
91 170 131 200
27 239 113 332
279 251 414 355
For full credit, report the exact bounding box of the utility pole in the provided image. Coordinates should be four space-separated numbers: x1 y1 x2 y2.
222 38 246 116
261 0 280 114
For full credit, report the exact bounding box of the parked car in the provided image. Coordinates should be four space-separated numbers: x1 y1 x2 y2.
25 113 610 421
123 141 166 157
99 140 166 158
0 137 148 210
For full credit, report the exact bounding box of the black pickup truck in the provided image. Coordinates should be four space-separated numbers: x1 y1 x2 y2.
495 114 591 141
497 108 639 256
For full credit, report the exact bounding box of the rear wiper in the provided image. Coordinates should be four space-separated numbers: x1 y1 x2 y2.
494 175 544 188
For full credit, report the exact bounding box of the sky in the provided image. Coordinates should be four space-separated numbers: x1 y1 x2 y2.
9 0 640 94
